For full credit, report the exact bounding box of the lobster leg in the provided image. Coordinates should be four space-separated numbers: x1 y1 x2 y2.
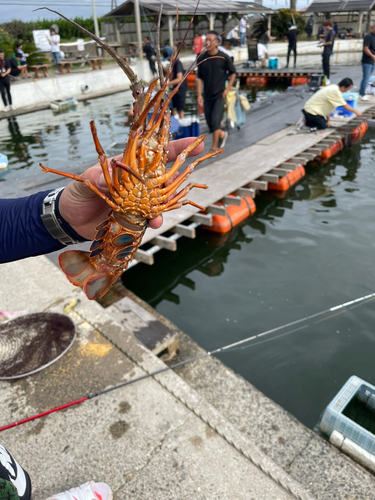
151 183 207 213
163 200 206 212
90 121 121 201
40 163 120 211
148 136 206 188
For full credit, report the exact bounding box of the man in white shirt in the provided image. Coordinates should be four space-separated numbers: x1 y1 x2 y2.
239 16 248 47
226 27 240 48
47 28 61 72
303 78 361 129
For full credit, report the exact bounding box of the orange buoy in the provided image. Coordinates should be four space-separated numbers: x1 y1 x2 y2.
317 139 344 161
246 76 268 86
350 121 368 143
202 196 256 234
186 73 196 88
291 77 309 87
268 165 305 191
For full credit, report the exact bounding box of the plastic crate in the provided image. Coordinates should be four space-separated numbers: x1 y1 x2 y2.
335 91 358 117
320 376 375 456
268 57 278 69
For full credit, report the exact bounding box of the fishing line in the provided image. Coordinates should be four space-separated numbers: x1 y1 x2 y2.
1 291 374 433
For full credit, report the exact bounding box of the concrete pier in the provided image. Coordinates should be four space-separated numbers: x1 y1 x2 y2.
1 65 375 499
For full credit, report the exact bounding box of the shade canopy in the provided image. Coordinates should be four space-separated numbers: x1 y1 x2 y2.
306 0 375 13
102 0 275 18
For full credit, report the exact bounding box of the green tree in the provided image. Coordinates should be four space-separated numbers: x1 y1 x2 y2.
252 10 306 40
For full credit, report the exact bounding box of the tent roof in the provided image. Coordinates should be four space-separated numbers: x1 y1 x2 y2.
102 0 275 18
306 0 375 13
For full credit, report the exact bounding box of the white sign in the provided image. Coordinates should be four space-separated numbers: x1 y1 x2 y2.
32 30 51 51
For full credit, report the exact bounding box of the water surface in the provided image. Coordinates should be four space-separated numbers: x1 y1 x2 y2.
123 130 375 429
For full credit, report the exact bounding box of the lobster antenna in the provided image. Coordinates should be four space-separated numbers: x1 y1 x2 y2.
155 6 165 85
34 7 138 88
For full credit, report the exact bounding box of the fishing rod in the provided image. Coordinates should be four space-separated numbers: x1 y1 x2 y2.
1 291 374 433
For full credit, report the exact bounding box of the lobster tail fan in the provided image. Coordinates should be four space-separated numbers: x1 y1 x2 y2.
58 250 96 287
58 250 122 300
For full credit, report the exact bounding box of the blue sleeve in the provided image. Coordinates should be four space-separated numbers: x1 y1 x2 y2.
0 190 84 263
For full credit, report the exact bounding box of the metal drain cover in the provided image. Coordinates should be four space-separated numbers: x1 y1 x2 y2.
0 312 76 379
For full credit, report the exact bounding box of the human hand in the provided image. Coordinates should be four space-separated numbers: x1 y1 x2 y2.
197 95 203 108
356 110 362 117
222 88 229 99
58 137 205 240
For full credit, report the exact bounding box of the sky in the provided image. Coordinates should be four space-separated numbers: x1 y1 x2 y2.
0 0 313 23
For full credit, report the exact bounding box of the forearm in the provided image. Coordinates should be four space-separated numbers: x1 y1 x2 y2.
196 78 203 98
0 190 84 264
364 47 375 59
343 104 361 116
226 73 236 91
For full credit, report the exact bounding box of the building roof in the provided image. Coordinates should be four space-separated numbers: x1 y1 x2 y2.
306 0 375 13
102 0 274 18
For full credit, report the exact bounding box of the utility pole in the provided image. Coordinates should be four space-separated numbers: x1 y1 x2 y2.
134 0 143 59
290 0 296 11
91 0 100 38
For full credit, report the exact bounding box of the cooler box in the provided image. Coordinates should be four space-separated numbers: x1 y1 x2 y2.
335 91 358 117
268 57 278 69
174 117 200 139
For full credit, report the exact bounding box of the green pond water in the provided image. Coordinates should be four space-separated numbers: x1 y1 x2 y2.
122 129 375 430
1 88 374 430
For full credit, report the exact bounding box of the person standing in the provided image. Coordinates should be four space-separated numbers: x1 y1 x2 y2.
192 32 203 55
359 25 375 101
305 15 315 40
46 27 61 73
143 36 157 76
285 22 298 68
0 49 13 112
320 20 335 82
197 31 236 151
167 56 187 119
239 16 248 47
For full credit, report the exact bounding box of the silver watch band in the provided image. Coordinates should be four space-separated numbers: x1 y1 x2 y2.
41 188 79 246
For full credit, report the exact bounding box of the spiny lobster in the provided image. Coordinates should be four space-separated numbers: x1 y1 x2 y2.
38 8 223 300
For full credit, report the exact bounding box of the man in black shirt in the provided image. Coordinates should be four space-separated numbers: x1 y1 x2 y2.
9 51 27 78
0 49 13 112
167 57 187 118
285 22 298 68
319 20 335 81
197 31 236 151
359 25 375 101
143 36 157 76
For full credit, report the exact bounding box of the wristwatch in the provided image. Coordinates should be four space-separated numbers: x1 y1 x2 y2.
41 188 80 245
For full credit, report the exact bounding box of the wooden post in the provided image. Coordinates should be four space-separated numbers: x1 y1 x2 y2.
268 14 272 33
115 19 121 45
134 0 143 59
209 13 215 31
168 15 174 47
358 11 364 37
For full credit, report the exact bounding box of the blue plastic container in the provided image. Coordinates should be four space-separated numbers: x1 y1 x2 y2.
320 376 375 456
0 153 8 171
174 117 200 139
335 91 358 117
268 57 278 69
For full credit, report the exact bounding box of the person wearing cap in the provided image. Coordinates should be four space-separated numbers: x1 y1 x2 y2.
9 51 29 79
285 22 298 68
46 27 62 73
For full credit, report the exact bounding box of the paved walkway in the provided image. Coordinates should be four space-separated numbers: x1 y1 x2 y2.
0 257 312 499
